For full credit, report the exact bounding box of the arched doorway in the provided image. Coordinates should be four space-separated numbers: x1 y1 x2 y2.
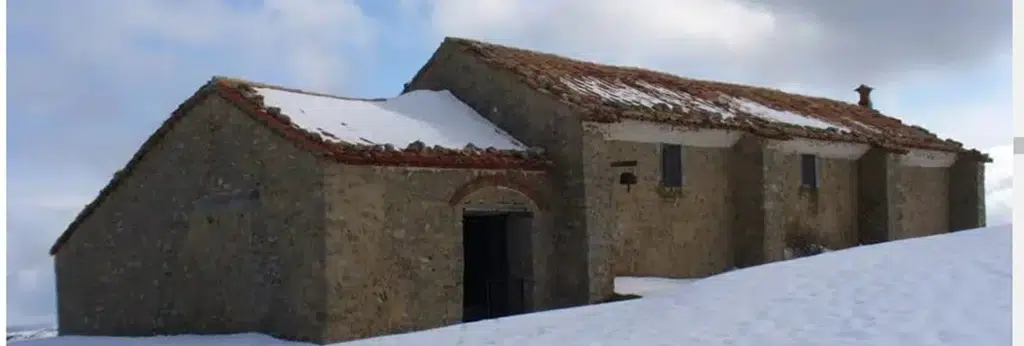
450 175 546 322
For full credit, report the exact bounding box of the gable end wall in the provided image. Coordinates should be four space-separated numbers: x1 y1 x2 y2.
407 43 605 305
54 94 329 342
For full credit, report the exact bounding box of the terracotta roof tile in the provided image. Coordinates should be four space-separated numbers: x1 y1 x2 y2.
444 37 989 161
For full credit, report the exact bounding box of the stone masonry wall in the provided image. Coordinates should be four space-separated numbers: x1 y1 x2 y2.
892 165 950 239
858 150 976 243
407 44 607 305
730 135 766 268
606 140 734 277
578 129 618 300
54 94 328 342
320 165 553 343
761 150 859 262
856 148 895 245
948 158 986 231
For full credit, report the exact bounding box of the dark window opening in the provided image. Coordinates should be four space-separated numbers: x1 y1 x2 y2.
801 154 818 189
661 144 683 187
462 212 529 322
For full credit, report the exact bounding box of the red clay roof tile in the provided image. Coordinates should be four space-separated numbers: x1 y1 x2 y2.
444 37 989 161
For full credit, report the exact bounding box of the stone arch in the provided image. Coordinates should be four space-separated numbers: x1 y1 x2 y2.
451 173 548 318
448 173 548 211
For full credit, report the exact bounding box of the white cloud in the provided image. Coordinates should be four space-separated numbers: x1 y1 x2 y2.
421 0 790 72
6 0 382 326
418 0 1008 88
9 0 377 93
983 145 1013 225
14 270 43 292
918 100 1012 152
432 0 783 53
416 1 1012 225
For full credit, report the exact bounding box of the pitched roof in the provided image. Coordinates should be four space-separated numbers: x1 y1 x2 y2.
231 78 529 151
442 37 989 161
49 77 549 255
216 78 551 172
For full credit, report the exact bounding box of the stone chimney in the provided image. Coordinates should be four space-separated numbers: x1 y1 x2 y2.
855 84 873 109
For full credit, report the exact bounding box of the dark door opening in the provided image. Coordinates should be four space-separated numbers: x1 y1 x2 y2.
462 211 530 322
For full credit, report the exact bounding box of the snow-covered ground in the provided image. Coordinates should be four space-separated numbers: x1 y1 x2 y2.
11 225 1011 345
6 326 57 343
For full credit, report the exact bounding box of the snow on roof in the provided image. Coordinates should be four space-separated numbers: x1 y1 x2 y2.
724 96 849 131
447 37 990 159
561 76 851 132
253 87 526 150
18 225 1009 346
560 77 724 115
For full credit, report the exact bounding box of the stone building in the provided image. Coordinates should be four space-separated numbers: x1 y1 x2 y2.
49 37 988 344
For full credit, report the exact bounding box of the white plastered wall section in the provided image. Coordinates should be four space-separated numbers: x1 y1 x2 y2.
587 119 957 168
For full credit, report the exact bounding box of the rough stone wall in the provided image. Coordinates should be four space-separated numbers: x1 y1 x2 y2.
320 166 553 343
762 151 859 262
606 140 734 277
948 158 986 231
892 165 950 239
730 135 767 267
858 150 979 243
53 94 328 342
407 44 608 305
856 148 896 245
578 130 617 300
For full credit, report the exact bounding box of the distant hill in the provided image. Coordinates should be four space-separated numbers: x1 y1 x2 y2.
7 324 57 343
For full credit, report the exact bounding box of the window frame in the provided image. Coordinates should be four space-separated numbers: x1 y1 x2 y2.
660 143 684 188
800 153 819 189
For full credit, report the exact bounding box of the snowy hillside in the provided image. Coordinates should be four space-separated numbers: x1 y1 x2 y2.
6 326 57 343
11 225 1011 346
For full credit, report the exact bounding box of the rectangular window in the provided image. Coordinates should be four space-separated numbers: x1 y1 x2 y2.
800 154 818 189
661 144 683 187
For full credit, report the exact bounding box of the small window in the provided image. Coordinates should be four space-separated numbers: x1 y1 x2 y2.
800 154 818 189
661 144 683 187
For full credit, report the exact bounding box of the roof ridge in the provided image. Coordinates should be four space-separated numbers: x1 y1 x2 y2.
446 38 872 110
211 76 388 102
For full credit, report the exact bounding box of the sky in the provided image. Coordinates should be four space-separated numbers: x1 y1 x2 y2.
5 0 1012 327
